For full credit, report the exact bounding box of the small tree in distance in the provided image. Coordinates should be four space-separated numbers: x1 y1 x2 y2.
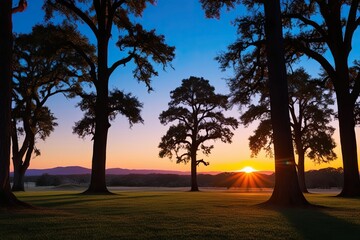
159 76 239 191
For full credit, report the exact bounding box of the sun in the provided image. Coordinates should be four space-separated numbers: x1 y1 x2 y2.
239 166 257 174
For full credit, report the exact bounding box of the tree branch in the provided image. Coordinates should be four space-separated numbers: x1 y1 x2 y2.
40 88 73 106
344 0 360 55
108 0 126 31
196 159 209 166
56 0 99 38
67 42 97 82
12 0 27 14
108 51 135 75
283 12 327 37
351 72 360 105
293 39 336 81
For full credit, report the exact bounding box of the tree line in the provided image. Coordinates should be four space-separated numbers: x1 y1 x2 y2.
0 0 359 209
28 167 343 190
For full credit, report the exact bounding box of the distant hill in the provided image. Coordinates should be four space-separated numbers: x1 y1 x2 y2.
23 166 91 176
18 166 225 176
17 167 344 189
106 168 191 175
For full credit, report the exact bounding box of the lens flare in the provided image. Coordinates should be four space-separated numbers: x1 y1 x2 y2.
240 166 256 173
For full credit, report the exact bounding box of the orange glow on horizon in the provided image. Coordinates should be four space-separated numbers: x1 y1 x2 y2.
239 166 257 173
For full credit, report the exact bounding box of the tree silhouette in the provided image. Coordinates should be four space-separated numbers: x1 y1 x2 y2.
281 0 360 197
11 24 91 191
73 90 143 139
210 0 360 198
0 0 28 208
44 0 175 194
239 69 337 193
159 77 238 191
201 0 309 206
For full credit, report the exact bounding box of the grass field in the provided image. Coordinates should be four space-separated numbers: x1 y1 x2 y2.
1 188 360 240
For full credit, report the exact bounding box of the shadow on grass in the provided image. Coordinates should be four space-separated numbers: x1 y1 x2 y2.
18 192 165 208
18 193 121 208
123 194 164 199
279 207 360 240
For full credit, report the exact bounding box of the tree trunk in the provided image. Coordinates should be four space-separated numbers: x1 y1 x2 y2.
323 6 360 197
263 0 309 207
11 160 25 191
190 151 199 192
335 83 360 197
0 0 28 208
297 152 308 193
12 142 33 192
85 90 110 194
84 36 110 194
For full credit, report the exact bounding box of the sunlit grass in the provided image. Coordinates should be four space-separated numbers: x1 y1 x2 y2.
0 189 359 239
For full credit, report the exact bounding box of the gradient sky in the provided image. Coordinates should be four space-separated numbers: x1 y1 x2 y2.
11 0 359 172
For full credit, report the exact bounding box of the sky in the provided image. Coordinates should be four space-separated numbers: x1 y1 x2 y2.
11 0 360 173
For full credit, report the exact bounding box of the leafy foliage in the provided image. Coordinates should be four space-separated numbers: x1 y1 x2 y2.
12 23 91 152
201 0 360 197
200 0 242 19
11 23 92 190
43 0 175 90
43 1 175 192
238 69 336 164
73 90 143 139
159 76 239 166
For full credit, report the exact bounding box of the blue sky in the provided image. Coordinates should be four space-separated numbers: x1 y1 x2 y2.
11 0 358 172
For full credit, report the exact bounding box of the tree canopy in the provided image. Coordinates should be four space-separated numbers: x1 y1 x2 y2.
43 0 175 193
212 0 360 197
11 24 91 191
239 68 337 192
159 76 239 191
73 90 143 139
200 0 310 206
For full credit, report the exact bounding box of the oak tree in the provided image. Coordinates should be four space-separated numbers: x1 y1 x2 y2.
44 0 175 193
201 0 309 206
159 76 238 191
11 24 91 191
282 0 360 197
240 69 337 193
211 0 360 198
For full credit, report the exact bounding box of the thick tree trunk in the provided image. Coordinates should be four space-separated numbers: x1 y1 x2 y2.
335 85 360 197
297 153 308 193
85 92 110 193
11 162 25 192
11 156 26 192
263 0 309 207
11 114 34 192
0 0 28 208
84 37 110 194
324 7 360 197
190 152 199 192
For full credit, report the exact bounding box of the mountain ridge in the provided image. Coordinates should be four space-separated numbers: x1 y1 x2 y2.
14 166 273 176
17 166 209 176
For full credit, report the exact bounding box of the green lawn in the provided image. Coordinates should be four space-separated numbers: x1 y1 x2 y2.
1 189 360 239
